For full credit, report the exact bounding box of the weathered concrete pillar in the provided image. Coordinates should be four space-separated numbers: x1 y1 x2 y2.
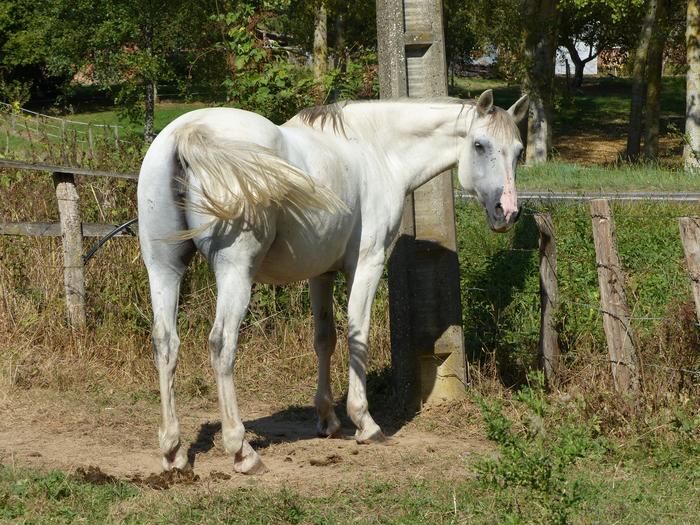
377 0 467 409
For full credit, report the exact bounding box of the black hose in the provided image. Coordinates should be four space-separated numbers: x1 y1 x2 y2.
83 218 138 265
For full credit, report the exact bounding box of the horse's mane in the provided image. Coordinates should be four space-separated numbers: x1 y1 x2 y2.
295 97 520 141
296 101 349 136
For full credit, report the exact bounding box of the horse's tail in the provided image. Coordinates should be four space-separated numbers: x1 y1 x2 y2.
172 122 347 235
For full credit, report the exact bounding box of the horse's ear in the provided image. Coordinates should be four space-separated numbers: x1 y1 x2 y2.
476 89 494 117
508 94 529 124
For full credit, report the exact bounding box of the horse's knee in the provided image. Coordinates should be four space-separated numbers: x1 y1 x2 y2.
314 328 337 357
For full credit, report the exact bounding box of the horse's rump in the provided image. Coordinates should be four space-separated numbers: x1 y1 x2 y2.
173 122 347 237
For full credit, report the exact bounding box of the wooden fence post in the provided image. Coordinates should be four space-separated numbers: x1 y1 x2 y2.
679 217 700 325
589 199 641 395
53 172 86 329
535 213 560 386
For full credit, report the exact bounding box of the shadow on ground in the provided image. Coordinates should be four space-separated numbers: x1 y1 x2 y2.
186 365 413 468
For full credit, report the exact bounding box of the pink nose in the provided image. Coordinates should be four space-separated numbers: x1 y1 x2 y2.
500 181 518 222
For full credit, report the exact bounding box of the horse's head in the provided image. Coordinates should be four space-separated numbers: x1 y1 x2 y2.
457 90 529 233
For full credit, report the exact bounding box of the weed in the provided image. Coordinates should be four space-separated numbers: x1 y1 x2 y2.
475 372 604 524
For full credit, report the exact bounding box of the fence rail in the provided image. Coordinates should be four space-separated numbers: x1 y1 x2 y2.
0 158 138 180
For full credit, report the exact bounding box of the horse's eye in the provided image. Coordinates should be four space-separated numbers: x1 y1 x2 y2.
474 141 484 151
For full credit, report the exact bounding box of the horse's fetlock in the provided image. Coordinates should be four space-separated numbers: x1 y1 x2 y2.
159 426 181 455
315 392 333 413
347 398 368 422
221 424 245 455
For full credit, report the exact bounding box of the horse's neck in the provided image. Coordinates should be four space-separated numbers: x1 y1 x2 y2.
345 101 472 193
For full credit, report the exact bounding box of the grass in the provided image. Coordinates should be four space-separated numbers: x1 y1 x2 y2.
517 162 700 192
70 101 211 136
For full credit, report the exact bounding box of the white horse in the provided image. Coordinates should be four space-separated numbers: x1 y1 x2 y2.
137 89 529 474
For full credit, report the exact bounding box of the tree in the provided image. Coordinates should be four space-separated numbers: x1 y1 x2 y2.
522 0 560 164
44 0 209 142
686 0 700 171
558 0 635 89
313 1 328 101
626 0 660 160
443 0 477 84
0 0 52 105
643 0 670 159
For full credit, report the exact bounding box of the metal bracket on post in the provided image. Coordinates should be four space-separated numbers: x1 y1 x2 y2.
377 0 467 409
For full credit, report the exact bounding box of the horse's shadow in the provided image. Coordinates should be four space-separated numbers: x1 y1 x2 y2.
186 366 409 468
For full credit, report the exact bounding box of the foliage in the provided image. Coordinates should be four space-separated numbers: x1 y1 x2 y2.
212 5 315 122
475 373 604 524
38 0 213 130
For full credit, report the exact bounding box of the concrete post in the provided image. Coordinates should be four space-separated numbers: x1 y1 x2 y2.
377 0 467 408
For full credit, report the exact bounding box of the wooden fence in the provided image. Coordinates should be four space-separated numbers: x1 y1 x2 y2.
0 158 138 329
1 158 699 400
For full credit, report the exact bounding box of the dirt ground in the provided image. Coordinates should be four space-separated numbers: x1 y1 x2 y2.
554 128 682 165
0 389 490 491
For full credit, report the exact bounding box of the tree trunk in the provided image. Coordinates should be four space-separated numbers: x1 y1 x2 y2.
627 0 658 161
523 0 559 164
144 81 156 144
313 1 328 102
563 40 584 88
685 0 700 171
643 15 667 160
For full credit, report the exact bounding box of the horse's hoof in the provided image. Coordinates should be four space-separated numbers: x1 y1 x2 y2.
234 454 268 475
317 418 344 439
355 428 387 445
233 442 268 475
161 445 188 471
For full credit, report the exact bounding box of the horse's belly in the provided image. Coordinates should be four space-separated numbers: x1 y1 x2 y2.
256 237 344 284
255 215 352 284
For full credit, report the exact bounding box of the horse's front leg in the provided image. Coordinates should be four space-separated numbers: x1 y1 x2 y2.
209 263 267 474
310 273 342 437
345 253 386 443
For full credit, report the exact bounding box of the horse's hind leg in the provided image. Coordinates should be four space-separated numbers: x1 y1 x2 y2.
144 241 195 471
206 237 268 474
310 273 342 437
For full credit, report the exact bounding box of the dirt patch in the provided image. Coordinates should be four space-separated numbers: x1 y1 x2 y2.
0 389 490 493
554 128 683 165
309 454 342 466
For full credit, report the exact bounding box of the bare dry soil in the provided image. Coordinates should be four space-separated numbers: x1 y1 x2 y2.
0 389 490 492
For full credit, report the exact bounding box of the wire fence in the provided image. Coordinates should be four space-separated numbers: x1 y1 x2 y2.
0 101 141 163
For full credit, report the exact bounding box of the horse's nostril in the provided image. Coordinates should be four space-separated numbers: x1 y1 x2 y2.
495 202 503 211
